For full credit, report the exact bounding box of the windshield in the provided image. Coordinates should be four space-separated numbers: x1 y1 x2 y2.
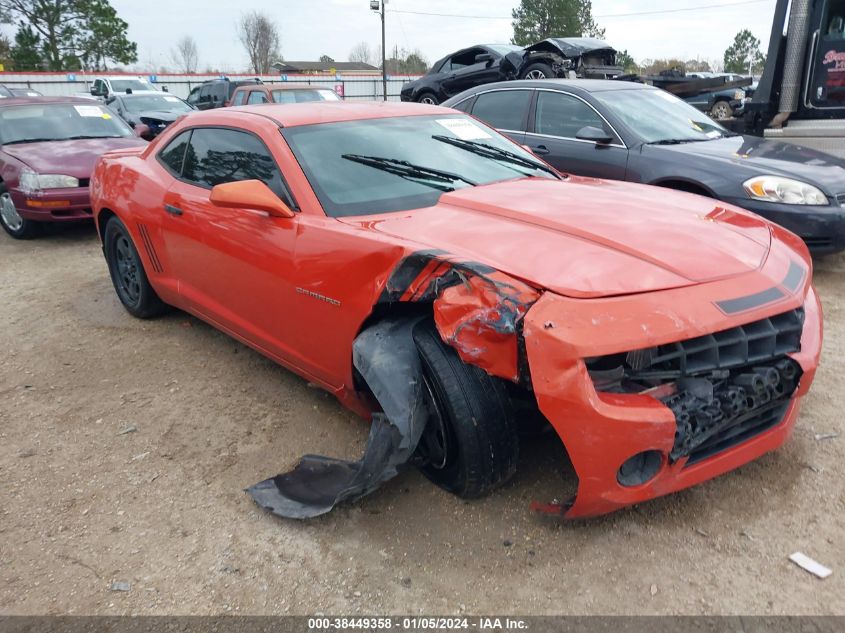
594 88 731 144
282 114 557 217
122 94 192 113
272 89 341 104
110 79 152 93
0 85 11 98
0 103 133 144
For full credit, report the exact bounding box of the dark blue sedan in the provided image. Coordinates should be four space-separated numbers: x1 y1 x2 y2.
443 79 845 254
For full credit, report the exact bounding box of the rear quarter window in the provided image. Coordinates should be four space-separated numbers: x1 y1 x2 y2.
471 90 531 131
158 130 191 176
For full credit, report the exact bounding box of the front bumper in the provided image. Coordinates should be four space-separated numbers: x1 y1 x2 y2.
723 197 845 254
11 187 93 223
521 261 822 519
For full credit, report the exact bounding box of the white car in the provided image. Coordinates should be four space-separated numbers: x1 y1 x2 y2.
89 77 160 99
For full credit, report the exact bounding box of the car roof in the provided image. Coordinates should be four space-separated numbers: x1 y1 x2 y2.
242 83 331 91
470 79 651 94
0 96 103 106
197 101 450 128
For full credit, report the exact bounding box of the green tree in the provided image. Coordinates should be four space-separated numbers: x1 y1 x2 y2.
723 29 765 74
511 0 604 45
10 23 42 70
616 49 637 73
77 0 137 70
578 0 604 38
0 0 137 70
319 54 334 63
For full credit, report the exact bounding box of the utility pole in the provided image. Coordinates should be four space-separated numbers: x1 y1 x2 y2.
371 0 387 100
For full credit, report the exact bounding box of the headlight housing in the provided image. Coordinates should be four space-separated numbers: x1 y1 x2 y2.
743 176 829 206
19 169 79 193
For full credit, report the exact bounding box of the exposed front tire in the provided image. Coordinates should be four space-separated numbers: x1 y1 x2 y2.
412 319 519 498
0 184 40 240
710 100 733 120
104 216 169 319
417 91 440 105
521 62 555 80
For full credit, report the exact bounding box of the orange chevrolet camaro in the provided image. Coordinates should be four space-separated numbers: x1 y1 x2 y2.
91 102 822 520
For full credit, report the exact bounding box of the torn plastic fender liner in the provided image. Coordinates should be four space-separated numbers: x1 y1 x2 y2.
433 271 540 383
247 317 429 519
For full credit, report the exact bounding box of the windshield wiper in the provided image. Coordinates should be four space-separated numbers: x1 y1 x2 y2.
432 135 560 178
64 135 124 140
342 154 477 191
647 138 710 145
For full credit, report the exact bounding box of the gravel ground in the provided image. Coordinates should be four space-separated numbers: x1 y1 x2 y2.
0 224 843 616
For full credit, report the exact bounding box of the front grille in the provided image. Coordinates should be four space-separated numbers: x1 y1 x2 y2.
78 178 90 188
622 308 804 381
805 237 833 250
836 193 845 206
586 308 805 464
685 401 790 465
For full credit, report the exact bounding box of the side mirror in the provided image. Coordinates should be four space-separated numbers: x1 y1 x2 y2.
576 125 614 145
133 123 150 138
475 53 494 64
90 88 99 96
210 180 295 218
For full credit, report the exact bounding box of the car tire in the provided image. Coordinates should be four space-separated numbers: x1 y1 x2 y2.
104 216 169 319
417 91 440 105
0 183 40 240
521 62 555 80
412 318 519 499
710 100 733 120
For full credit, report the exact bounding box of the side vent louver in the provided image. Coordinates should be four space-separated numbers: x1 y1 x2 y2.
137 223 164 274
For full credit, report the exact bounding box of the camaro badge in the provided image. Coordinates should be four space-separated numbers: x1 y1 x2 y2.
296 287 341 307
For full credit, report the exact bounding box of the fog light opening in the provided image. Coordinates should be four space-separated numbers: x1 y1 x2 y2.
617 450 663 487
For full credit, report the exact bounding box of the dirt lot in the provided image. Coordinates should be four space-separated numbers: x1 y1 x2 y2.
0 224 843 616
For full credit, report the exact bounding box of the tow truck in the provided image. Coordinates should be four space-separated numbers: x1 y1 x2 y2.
745 0 845 159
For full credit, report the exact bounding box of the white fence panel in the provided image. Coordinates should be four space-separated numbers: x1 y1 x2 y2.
0 72 421 102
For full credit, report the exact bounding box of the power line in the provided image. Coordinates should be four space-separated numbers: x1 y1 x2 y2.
386 0 772 21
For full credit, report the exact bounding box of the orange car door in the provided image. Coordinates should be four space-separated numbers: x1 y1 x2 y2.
159 127 305 368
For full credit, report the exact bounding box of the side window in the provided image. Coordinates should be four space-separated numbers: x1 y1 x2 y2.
158 130 192 176
247 90 268 105
199 85 212 102
534 91 612 140
471 90 531 131
182 128 294 206
448 48 484 71
232 90 248 106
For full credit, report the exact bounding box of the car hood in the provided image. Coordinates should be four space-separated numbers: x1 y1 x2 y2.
137 109 182 123
348 177 773 299
644 135 845 195
2 137 146 180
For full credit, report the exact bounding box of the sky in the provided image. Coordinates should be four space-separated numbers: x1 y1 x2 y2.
7 0 780 72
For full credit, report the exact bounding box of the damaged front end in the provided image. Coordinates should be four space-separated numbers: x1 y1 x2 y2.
502 37 624 80
588 308 805 465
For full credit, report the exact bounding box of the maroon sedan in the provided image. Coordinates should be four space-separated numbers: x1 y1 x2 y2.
0 97 147 239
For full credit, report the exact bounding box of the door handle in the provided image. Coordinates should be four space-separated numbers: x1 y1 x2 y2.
164 204 183 216
532 145 550 155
